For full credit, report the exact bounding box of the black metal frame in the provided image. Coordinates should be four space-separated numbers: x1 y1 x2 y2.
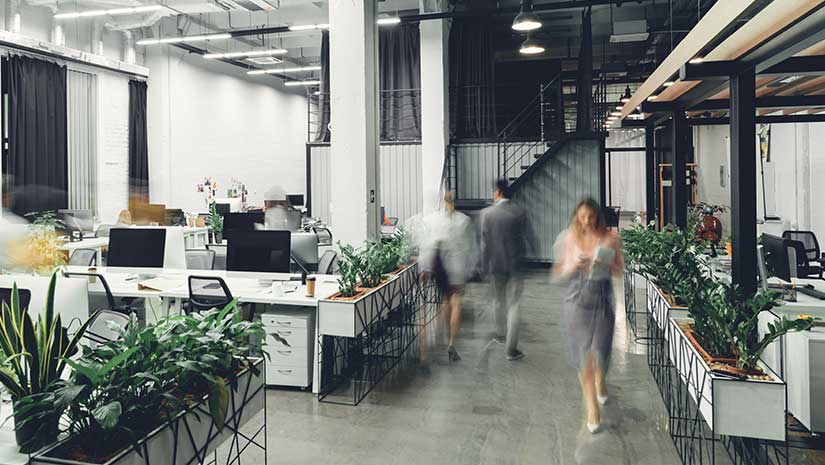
33 361 267 465
318 266 442 406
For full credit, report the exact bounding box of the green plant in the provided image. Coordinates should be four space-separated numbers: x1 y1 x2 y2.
0 272 97 451
336 242 361 297
206 202 224 234
26 211 66 231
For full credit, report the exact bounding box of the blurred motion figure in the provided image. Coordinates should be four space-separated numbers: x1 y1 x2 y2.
480 179 530 361
553 198 623 433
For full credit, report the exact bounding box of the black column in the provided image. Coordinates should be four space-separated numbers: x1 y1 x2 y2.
730 67 757 296
671 110 689 229
645 125 657 227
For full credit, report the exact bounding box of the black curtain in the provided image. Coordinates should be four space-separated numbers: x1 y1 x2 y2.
314 31 331 142
4 55 68 216
575 7 594 133
128 80 149 206
449 19 496 140
379 24 421 141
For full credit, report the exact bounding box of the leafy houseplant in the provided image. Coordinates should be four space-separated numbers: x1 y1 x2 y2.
45 300 265 462
206 202 224 243
336 243 361 298
0 273 97 451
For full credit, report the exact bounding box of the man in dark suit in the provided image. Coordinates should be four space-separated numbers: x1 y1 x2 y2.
480 178 531 360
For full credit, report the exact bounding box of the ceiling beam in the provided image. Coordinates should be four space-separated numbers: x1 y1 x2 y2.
679 55 825 81
641 94 825 112
688 113 825 125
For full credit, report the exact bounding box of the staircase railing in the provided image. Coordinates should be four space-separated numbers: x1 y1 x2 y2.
592 73 609 132
496 75 563 182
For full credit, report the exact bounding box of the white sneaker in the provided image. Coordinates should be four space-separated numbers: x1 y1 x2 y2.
587 422 601 434
597 394 608 405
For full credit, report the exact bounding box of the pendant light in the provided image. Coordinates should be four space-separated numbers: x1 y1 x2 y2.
519 33 545 55
512 0 542 32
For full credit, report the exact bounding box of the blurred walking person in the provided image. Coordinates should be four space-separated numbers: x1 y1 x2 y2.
480 179 530 361
553 198 623 434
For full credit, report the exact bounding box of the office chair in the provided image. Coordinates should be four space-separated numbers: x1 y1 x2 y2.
82 310 131 348
788 239 824 279
62 272 136 315
206 244 227 270
69 248 98 267
782 231 825 266
312 226 333 247
0 287 32 312
185 249 216 270
96 224 117 238
317 250 338 275
187 276 234 314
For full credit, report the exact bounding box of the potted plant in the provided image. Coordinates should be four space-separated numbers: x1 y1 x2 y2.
0 273 97 452
7 215 68 275
31 301 266 465
206 202 224 244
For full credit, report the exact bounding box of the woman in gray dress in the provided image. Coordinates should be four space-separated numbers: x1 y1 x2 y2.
553 198 623 433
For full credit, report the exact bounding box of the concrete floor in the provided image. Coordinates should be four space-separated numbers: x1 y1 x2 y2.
259 271 683 465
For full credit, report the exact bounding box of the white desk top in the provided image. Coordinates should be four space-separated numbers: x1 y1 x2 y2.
59 236 109 251
63 266 340 306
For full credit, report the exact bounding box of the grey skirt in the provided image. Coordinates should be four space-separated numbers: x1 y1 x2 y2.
563 274 615 372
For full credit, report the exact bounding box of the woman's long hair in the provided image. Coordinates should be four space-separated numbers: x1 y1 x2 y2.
570 197 607 238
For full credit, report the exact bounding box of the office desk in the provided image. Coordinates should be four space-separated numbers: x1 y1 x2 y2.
63 266 339 394
59 236 109 261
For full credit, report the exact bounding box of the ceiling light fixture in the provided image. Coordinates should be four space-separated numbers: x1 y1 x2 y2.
137 33 231 46
377 14 401 26
610 111 621 116
55 5 165 20
519 34 545 55
512 0 542 31
204 49 287 60
663 81 674 87
620 85 632 103
285 80 321 87
288 24 329 31
647 95 658 101
689 57 704 64
248 65 322 75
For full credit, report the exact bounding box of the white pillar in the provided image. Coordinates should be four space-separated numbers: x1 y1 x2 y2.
419 19 449 213
122 31 136 65
329 0 381 246
91 20 104 56
4 0 21 33
50 18 65 47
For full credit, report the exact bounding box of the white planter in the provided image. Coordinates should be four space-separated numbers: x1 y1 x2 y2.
318 262 419 338
667 320 786 441
32 359 265 465
646 281 689 333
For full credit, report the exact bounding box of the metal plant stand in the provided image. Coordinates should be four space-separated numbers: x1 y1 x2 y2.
318 270 442 406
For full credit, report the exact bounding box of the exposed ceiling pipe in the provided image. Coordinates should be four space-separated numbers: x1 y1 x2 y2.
5 0 22 34
51 16 66 46
122 29 136 64
91 19 104 55
26 0 140 8
104 10 170 31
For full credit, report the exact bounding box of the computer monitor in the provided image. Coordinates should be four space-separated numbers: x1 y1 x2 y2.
107 228 167 268
215 203 231 215
756 245 769 293
226 230 291 273
287 194 305 208
291 232 319 271
762 233 795 282
223 212 265 241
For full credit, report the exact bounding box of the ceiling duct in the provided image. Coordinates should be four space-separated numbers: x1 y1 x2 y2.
610 19 649 43
104 10 170 31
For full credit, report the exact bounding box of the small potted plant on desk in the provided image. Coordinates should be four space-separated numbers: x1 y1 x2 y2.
207 202 224 244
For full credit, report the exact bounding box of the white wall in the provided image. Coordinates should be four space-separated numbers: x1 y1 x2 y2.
692 121 825 239
605 129 646 213
145 46 308 214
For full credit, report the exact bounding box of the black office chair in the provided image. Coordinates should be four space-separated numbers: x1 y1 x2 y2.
312 227 333 247
62 272 136 315
0 287 32 312
185 249 216 270
187 276 234 314
317 250 338 275
69 248 98 267
82 310 131 347
788 239 824 279
783 231 825 266
206 244 227 270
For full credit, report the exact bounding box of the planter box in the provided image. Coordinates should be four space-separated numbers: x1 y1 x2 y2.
32 359 265 465
667 320 786 441
318 262 419 338
646 280 689 332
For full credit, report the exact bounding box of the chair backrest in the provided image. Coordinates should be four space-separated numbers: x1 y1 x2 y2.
206 244 227 270
388 217 399 226
788 240 811 267
188 276 233 314
69 248 98 267
0 287 32 312
96 224 116 238
317 250 338 275
82 310 131 348
185 249 216 270
782 230 820 262
63 272 116 311
311 227 333 246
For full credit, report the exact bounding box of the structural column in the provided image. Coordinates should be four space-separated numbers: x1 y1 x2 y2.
671 110 689 229
329 0 381 245
645 125 657 227
420 18 449 213
730 66 757 296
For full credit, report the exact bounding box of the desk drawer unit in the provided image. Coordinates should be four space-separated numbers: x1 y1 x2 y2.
262 309 314 388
